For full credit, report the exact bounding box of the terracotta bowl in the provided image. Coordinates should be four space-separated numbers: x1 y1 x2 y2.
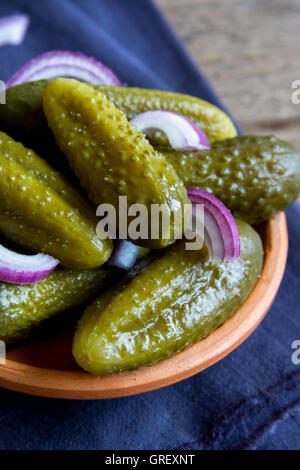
0 212 288 399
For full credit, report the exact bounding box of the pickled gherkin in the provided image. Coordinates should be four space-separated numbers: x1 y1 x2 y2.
163 136 300 225
0 80 237 144
73 220 263 375
43 78 190 249
0 131 112 268
95 85 237 145
0 267 113 345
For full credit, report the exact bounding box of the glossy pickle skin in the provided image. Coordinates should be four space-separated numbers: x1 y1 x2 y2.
0 80 237 144
73 220 263 375
0 131 112 268
0 267 113 345
0 80 47 132
163 135 300 225
2 82 299 226
0 81 291 375
43 78 190 249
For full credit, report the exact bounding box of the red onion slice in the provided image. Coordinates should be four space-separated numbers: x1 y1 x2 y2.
0 245 59 284
0 14 29 47
130 111 210 151
187 188 240 261
107 240 141 270
6 50 122 88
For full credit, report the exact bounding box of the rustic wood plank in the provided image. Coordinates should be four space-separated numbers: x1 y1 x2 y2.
156 0 300 148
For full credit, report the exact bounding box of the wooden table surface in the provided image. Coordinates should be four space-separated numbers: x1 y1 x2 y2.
156 0 300 148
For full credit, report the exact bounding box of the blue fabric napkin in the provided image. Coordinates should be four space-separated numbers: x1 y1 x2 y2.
0 0 299 451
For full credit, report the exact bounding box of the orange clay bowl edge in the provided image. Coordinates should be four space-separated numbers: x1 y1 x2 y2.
0 212 288 399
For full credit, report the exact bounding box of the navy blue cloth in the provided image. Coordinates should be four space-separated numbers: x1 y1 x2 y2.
0 0 299 451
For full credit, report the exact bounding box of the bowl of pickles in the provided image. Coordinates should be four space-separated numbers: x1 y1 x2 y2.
0 52 298 399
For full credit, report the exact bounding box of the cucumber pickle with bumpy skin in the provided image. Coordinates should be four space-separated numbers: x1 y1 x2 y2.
0 131 112 268
163 135 300 225
43 78 190 249
0 266 114 345
73 220 263 375
0 79 293 376
0 80 237 144
95 85 237 145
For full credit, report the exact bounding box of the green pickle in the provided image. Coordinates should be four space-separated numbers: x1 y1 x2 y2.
95 85 237 145
73 220 263 375
0 80 47 132
163 136 300 225
43 78 190 248
1 79 297 373
0 131 112 268
0 267 113 345
0 80 237 144
1 82 299 225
